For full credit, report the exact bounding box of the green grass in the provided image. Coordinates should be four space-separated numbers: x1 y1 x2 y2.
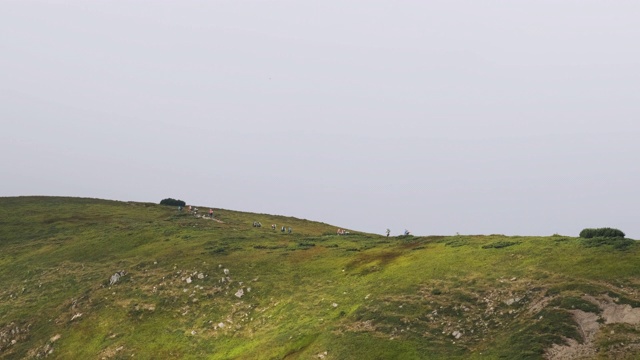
1 196 640 359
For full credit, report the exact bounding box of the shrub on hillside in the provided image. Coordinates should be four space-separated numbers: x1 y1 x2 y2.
579 228 625 239
582 237 634 250
160 198 186 207
482 241 519 249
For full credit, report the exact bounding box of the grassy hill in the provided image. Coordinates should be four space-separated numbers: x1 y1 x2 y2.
1 196 639 359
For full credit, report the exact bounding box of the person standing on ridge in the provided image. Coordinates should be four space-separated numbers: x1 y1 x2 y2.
209 208 213 218
386 229 390 237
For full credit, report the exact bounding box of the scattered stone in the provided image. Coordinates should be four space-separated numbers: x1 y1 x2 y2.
224 269 230 275
332 303 338 308
235 289 244 298
452 330 462 339
50 334 61 343
186 277 192 284
197 273 204 279
71 313 83 321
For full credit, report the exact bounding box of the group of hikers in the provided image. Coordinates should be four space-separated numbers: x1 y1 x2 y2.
178 205 214 218
385 229 411 237
263 224 292 233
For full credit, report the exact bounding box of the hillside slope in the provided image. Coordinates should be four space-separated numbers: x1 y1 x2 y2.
1 197 639 359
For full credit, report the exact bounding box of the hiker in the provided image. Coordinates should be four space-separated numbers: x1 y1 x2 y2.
178 205 182 212
337 229 342 235
209 208 213 218
404 229 411 236
271 224 276 230
288 227 292 234
386 229 390 237
188 205 192 212
281 226 285 232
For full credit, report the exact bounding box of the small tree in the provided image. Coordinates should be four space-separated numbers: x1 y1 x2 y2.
160 198 186 207
579 227 625 239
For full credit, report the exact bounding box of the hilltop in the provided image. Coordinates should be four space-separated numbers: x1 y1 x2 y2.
1 196 639 359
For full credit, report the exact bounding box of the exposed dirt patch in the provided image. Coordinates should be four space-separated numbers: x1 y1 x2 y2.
546 338 596 360
545 294 640 359
570 310 600 342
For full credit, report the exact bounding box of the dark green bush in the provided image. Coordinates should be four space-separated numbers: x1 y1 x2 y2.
579 227 625 238
160 198 186 207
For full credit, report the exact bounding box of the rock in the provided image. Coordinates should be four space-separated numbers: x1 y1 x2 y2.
218 322 225 329
452 330 462 339
50 334 61 343
186 277 192 284
332 303 338 308
505 298 520 306
71 313 83 321
235 289 244 298
224 269 230 275
109 270 126 285
197 273 204 279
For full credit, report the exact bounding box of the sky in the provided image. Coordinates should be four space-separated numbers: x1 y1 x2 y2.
1 1 639 238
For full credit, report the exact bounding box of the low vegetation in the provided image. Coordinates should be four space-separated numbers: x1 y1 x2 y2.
1 197 639 359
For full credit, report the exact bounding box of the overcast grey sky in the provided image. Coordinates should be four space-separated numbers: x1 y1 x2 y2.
2 1 639 238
